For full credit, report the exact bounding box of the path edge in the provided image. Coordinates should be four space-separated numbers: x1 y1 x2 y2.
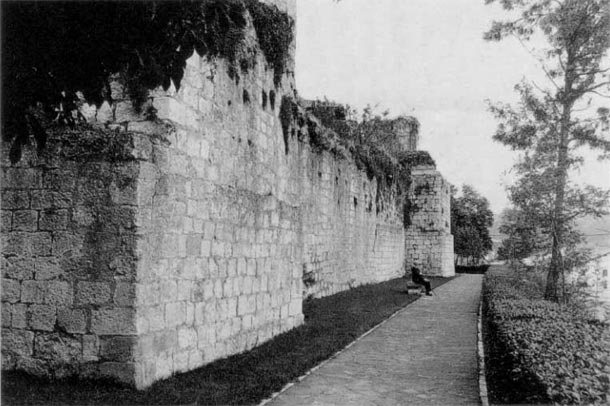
478 299 490 406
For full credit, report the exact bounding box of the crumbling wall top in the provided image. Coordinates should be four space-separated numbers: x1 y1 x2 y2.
260 0 296 17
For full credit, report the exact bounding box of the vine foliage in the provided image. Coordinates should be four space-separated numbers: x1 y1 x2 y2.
280 96 421 226
2 0 293 163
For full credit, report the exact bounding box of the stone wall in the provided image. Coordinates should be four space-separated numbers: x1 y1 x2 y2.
1 30 405 391
404 165 455 277
127 45 405 385
299 152 405 299
129 50 306 385
1 132 144 383
1 0 452 388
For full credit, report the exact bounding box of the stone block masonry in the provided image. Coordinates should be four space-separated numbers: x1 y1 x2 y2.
1 0 453 388
1 140 142 384
298 153 406 299
129 47 405 385
404 165 455 277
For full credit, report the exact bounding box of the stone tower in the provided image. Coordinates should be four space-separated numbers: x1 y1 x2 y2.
404 165 455 277
392 116 419 152
400 144 455 277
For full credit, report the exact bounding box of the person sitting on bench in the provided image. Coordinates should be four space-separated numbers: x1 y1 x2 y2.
411 266 432 296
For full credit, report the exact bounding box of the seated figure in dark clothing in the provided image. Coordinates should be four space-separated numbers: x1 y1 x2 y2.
411 266 432 296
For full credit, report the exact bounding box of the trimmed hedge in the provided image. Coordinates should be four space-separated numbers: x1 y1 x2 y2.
455 264 490 274
483 267 610 405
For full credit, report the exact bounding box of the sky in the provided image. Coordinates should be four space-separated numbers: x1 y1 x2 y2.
294 0 610 214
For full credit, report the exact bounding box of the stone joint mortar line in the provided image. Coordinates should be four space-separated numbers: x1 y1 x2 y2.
258 295 424 406
478 299 490 406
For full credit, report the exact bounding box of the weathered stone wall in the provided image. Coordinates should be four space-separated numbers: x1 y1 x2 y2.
127 46 404 385
129 50 305 386
299 152 405 298
1 132 144 383
1 0 451 388
404 165 455 277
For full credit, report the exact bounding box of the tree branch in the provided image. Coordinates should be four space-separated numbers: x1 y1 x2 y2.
588 89 610 98
514 34 562 91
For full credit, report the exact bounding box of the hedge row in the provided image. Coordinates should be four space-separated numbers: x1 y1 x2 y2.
483 268 610 405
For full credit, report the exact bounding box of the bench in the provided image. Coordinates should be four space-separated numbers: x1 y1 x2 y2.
406 284 425 294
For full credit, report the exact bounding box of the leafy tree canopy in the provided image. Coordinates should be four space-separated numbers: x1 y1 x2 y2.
496 207 545 262
451 184 494 265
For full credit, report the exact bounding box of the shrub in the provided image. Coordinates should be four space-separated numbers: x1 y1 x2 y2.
483 267 610 405
455 265 490 274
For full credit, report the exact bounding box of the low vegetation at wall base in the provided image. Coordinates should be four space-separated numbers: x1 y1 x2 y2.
483 266 610 405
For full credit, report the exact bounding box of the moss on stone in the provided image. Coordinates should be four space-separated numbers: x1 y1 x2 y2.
43 126 140 163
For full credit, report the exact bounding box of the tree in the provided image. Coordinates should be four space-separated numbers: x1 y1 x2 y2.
496 207 545 263
485 0 610 301
451 185 494 265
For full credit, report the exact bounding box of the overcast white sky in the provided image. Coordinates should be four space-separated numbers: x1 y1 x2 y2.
295 0 610 213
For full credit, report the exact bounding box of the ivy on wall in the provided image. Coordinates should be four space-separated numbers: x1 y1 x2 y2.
279 96 441 228
245 0 294 85
2 0 294 163
280 95 418 225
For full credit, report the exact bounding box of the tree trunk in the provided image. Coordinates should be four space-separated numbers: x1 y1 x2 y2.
545 126 570 301
546 226 563 301
545 67 575 302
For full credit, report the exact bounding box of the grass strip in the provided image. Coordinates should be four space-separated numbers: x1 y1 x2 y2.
2 276 453 405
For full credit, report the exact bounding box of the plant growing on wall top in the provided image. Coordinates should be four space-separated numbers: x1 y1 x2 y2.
281 96 414 223
397 151 436 167
2 0 294 163
245 0 294 85
306 100 421 158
